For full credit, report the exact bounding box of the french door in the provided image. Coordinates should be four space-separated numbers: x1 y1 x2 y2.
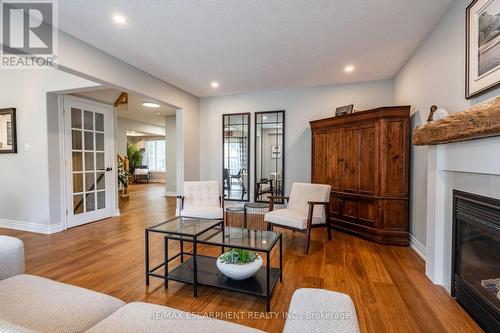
63 96 115 228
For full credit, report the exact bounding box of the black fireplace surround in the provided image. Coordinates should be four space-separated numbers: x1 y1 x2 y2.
452 190 500 332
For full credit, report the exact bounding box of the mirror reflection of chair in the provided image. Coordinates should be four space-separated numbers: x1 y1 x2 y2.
264 182 332 254
256 178 274 202
223 168 231 191
177 181 224 219
230 168 244 186
241 169 248 200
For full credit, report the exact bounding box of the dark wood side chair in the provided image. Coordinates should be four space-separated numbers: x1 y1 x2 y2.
264 182 332 254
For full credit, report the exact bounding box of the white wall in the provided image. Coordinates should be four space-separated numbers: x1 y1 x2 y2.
199 79 394 199
116 117 165 157
393 0 500 248
0 70 99 232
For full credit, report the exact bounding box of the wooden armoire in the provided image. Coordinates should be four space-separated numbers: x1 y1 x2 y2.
310 106 410 246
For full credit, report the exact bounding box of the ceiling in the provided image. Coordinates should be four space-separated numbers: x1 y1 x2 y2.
58 0 454 97
118 94 176 126
73 89 122 105
73 88 176 126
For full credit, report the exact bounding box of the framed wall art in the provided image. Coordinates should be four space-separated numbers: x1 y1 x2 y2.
466 0 500 98
0 108 17 154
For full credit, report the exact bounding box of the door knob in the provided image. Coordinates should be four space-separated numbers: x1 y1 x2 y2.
105 167 113 172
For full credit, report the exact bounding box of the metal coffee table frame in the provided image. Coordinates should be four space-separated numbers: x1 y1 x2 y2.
145 217 283 311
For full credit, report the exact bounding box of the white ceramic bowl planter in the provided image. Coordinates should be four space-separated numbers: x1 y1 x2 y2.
216 254 263 280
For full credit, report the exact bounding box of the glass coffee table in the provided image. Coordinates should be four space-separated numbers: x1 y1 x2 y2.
145 216 282 311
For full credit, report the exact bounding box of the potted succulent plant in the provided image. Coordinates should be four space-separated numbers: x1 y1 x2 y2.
216 248 263 280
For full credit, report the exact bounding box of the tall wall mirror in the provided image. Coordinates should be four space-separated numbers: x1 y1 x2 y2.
223 113 250 201
255 110 285 202
0 108 17 154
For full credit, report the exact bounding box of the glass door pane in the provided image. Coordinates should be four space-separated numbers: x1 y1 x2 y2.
70 108 106 215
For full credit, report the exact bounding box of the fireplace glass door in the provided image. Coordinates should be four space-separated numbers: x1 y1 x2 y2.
453 190 500 331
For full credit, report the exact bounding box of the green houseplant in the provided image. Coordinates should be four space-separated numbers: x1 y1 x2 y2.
127 144 145 173
216 248 262 280
117 158 130 188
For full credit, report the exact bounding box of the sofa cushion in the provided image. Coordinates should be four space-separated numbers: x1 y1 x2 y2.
0 318 39 333
265 208 322 230
0 236 24 281
283 288 360 333
85 302 264 333
0 274 124 333
180 206 224 219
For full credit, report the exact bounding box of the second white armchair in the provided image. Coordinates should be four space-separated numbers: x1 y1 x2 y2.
264 182 332 254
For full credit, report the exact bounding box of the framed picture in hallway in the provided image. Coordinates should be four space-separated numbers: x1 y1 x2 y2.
466 0 500 98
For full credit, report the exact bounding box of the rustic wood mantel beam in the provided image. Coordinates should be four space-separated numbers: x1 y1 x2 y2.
413 97 500 145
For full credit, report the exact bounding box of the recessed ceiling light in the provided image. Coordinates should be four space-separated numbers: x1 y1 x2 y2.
113 14 126 25
344 65 354 73
211 81 219 88
155 111 161 115
142 101 160 108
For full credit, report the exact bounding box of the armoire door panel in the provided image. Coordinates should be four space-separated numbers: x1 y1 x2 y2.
382 200 408 231
358 199 379 227
327 129 343 191
342 126 359 193
342 198 358 220
312 132 328 184
382 120 407 196
359 124 378 195
329 195 342 217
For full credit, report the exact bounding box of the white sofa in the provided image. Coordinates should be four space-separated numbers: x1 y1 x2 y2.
0 236 360 333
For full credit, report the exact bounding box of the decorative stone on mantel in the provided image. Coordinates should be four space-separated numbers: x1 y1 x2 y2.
413 97 500 145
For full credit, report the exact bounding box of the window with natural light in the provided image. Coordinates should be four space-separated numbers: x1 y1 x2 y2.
146 140 165 172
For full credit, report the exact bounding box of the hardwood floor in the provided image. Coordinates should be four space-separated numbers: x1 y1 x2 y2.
0 183 481 332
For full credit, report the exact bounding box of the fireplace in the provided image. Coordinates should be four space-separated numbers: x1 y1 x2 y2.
452 190 500 332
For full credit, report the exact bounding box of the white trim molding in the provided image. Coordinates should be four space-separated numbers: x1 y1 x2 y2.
409 234 426 260
0 219 64 234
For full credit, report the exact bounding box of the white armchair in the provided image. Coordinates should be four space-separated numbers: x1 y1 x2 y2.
177 181 224 219
264 182 332 254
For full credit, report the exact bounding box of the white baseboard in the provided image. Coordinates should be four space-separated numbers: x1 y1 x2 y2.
409 234 426 260
0 219 64 234
165 191 177 197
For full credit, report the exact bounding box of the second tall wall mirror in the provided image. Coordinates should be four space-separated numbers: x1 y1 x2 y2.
223 113 250 201
255 110 285 202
